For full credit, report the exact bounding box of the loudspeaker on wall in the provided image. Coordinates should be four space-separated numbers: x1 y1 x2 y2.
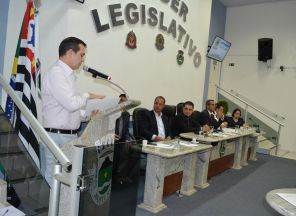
258 38 273 62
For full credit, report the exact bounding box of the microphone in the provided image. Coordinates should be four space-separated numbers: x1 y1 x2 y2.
248 117 260 133
83 65 111 80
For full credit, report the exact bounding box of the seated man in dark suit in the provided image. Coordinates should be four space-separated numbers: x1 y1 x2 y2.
198 100 225 147
198 99 216 131
212 104 228 129
172 101 204 137
139 96 171 142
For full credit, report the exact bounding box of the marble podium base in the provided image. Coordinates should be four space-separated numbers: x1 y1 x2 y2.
195 182 210 189
139 143 212 213
138 203 167 213
180 188 197 196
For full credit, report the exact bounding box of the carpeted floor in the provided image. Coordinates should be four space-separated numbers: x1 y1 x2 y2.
136 154 296 216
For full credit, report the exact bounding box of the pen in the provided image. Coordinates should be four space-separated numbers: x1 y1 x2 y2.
1 209 8 216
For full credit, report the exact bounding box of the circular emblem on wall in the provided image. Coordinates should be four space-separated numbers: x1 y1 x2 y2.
155 34 164 50
125 30 137 49
176 50 184 65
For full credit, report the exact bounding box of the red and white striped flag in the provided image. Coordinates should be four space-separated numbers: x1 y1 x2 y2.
5 0 41 168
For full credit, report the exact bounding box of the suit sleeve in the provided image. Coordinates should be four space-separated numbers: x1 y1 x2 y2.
139 112 154 141
163 115 172 138
198 112 208 126
171 116 179 137
188 119 201 133
240 118 245 126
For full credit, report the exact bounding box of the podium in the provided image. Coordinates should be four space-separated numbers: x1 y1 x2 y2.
50 99 140 216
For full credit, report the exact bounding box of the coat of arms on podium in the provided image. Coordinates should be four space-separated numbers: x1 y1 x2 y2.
88 144 114 206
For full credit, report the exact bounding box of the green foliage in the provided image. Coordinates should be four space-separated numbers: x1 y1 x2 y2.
217 100 229 115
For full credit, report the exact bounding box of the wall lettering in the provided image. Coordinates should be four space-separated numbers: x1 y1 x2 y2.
91 2 201 68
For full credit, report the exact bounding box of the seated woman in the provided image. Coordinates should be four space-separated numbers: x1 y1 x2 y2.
226 108 245 128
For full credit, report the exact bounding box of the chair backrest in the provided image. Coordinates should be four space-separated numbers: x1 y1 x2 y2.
162 105 176 125
132 108 149 140
176 102 184 115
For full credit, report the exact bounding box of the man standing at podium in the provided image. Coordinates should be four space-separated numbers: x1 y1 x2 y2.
42 37 105 186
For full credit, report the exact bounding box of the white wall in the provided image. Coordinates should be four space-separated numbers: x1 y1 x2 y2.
221 1 296 151
3 0 212 111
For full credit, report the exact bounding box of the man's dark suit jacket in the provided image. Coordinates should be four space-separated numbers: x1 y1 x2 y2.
198 109 214 126
171 114 201 137
198 109 225 129
139 110 171 142
212 118 224 129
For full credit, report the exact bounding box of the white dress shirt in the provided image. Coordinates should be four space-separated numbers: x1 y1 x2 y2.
42 60 88 130
151 111 166 140
213 111 224 122
208 110 215 116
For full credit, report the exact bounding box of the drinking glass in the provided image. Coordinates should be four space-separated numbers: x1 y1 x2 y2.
199 128 204 137
209 126 214 135
235 125 240 133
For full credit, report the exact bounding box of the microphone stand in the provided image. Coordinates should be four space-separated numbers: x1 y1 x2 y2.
91 75 127 95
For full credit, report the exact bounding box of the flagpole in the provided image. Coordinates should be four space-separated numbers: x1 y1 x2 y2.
27 0 41 9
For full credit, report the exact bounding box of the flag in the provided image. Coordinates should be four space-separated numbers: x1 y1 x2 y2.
5 1 41 169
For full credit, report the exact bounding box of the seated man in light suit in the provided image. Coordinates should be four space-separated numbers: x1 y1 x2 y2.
139 96 171 142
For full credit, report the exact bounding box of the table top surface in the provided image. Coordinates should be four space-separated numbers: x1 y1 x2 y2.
180 128 256 143
266 188 296 216
141 139 212 158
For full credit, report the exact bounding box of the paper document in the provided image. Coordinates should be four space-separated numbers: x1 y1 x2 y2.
277 193 296 206
0 205 25 216
212 133 221 137
221 128 238 136
156 144 174 149
179 141 198 147
85 97 120 116
222 128 236 133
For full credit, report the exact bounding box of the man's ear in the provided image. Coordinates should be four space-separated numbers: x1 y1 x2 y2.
65 49 74 57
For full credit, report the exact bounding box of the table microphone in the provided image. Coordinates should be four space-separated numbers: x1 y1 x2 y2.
83 65 111 80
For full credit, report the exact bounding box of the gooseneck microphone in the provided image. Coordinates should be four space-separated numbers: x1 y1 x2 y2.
83 64 126 95
83 65 111 80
